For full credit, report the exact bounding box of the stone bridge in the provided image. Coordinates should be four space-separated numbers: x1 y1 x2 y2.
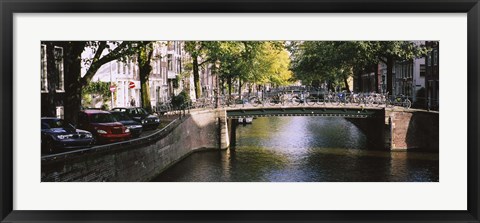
223 106 438 151
41 106 438 182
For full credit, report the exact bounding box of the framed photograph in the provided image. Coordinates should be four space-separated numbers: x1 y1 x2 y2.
1 0 479 222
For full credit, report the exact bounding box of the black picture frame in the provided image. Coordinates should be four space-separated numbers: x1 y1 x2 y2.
1 0 479 222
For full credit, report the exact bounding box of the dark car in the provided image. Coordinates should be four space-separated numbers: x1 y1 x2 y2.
111 107 160 130
77 110 131 144
110 111 143 138
41 117 94 154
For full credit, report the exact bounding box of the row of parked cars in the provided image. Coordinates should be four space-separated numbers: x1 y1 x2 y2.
41 107 161 154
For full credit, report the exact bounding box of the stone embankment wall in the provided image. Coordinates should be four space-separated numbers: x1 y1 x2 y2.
348 109 439 151
386 110 439 151
42 110 227 182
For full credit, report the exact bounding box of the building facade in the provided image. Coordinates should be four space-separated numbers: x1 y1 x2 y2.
86 41 188 111
425 41 439 110
41 42 66 119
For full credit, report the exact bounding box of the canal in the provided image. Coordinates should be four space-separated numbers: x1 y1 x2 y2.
152 116 439 182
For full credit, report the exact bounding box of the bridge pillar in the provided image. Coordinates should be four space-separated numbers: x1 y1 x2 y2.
216 109 230 150
387 110 439 151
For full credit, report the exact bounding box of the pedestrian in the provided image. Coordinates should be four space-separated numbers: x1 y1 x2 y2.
130 97 135 107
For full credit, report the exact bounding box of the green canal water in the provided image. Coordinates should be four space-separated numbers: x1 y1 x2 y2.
152 116 439 182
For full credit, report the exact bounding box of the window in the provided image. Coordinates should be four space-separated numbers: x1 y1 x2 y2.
41 44 47 92
163 67 167 84
151 85 155 99
56 106 64 119
167 54 173 71
54 47 64 92
420 64 426 77
427 54 431 66
433 49 438 66
157 58 162 73
408 63 412 78
177 58 181 73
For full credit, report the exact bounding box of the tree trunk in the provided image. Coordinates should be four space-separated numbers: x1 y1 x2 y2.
63 42 86 125
138 48 153 113
227 77 232 96
192 56 201 99
343 77 350 92
238 79 242 99
386 56 393 95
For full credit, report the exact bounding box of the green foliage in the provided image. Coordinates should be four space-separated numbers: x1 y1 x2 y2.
184 41 293 97
81 81 112 108
291 41 428 89
82 82 112 100
171 90 191 109
173 76 179 88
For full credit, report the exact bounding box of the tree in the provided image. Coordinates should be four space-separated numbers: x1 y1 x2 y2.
44 41 141 124
184 41 223 99
251 41 293 87
291 41 352 90
291 41 427 93
184 41 293 99
362 41 428 94
137 41 154 112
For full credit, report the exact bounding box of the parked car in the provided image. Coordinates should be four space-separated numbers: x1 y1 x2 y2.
111 107 160 130
41 117 94 154
110 111 143 138
77 110 131 144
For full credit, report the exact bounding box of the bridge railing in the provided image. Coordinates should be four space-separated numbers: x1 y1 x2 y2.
182 90 437 112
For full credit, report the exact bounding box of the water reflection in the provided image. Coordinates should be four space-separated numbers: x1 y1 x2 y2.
153 117 438 182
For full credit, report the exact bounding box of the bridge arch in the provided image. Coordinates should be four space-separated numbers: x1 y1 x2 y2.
225 106 386 149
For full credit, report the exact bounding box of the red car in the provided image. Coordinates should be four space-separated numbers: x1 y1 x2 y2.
77 110 131 144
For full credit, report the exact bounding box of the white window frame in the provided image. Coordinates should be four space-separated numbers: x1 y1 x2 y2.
54 46 64 92
56 106 64 119
41 44 48 93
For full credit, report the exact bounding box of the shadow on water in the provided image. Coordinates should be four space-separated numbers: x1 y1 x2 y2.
153 116 438 182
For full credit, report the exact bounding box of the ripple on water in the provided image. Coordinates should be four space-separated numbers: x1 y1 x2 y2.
153 117 438 182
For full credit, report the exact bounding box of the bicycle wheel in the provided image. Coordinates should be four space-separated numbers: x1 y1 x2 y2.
251 97 261 107
292 96 301 106
404 99 412 109
268 97 277 106
356 97 362 106
325 97 330 106
306 97 316 106
367 97 375 106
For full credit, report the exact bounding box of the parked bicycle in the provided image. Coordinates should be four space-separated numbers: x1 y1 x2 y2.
286 90 302 106
387 94 412 109
367 91 387 107
322 90 335 105
267 91 286 106
334 91 348 106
